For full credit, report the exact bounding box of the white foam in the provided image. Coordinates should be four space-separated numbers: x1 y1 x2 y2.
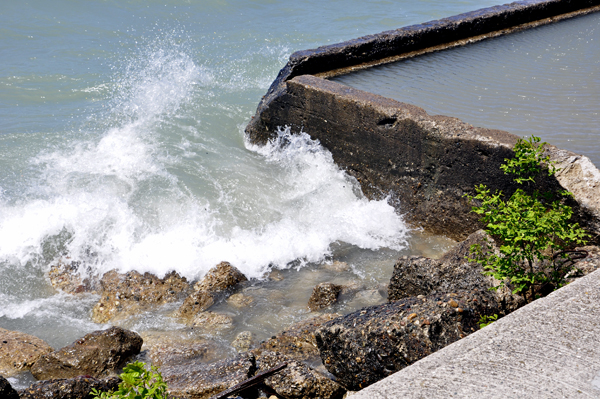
0 39 408 285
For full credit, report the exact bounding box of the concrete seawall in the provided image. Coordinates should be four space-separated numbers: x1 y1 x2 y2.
247 0 600 127
246 0 600 241
247 75 600 241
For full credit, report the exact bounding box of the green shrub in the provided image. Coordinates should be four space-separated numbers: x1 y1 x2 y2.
91 361 168 399
467 136 588 302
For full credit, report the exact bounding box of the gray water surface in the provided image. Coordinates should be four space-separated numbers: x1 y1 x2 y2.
333 12 600 166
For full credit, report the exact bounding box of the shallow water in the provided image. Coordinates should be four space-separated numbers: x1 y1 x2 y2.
333 12 600 166
0 0 519 388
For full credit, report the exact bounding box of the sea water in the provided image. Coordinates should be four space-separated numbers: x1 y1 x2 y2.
1 0 522 386
333 12 600 166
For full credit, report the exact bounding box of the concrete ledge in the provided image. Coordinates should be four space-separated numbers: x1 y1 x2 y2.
247 0 600 125
350 268 600 398
246 75 600 241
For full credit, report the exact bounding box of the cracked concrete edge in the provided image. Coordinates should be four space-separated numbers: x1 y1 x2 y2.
349 268 600 399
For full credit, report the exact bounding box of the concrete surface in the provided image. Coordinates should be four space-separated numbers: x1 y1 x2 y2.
246 74 600 242
350 268 600 398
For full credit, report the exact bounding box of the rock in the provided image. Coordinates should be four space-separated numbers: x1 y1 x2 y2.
265 269 285 281
308 283 342 311
323 261 350 272
242 287 286 303
30 326 142 380
569 245 600 277
346 289 384 308
177 290 216 322
19 376 120 399
227 293 255 308
0 328 54 377
193 262 247 294
255 314 340 365
388 230 524 313
140 331 220 368
189 312 234 331
162 352 256 399
255 351 345 399
48 259 96 294
176 262 247 323
0 375 19 399
92 270 189 323
338 282 367 300
232 331 254 353
315 290 499 390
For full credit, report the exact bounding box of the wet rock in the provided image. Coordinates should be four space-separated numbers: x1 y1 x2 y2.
193 262 247 294
227 292 255 308
338 282 367 300
0 375 19 399
315 290 499 390
189 311 234 331
0 328 54 377
346 289 385 308
177 290 215 323
30 326 142 380
232 331 255 353
265 269 285 281
176 262 247 323
92 270 189 323
388 230 524 312
323 261 350 272
308 283 342 311
140 331 220 368
255 314 340 364
242 287 287 304
19 376 120 399
48 259 96 294
162 352 256 399
255 351 345 399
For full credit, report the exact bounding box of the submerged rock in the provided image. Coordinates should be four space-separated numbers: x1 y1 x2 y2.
92 270 189 323
232 331 255 353
140 331 221 368
0 376 19 399
19 376 120 399
315 290 498 390
308 283 342 311
162 352 256 399
189 311 234 331
255 314 340 365
322 261 350 272
0 328 54 377
30 326 142 380
227 292 255 308
388 230 524 312
255 351 345 399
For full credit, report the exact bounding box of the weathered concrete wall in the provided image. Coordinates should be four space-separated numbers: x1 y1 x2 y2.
246 75 600 241
247 0 600 129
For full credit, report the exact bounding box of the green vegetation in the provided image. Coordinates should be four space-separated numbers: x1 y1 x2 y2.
478 314 499 329
91 361 168 399
467 136 588 303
